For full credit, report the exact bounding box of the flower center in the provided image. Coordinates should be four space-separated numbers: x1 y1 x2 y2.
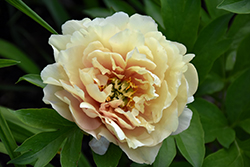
101 78 137 108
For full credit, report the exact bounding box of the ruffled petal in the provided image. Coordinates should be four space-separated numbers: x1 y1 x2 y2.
62 18 91 35
127 13 158 34
43 85 73 121
109 29 145 57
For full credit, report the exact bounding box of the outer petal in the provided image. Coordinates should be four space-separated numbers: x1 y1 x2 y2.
127 13 158 34
62 18 91 35
41 63 69 86
184 63 198 97
119 142 162 164
49 35 71 61
104 12 129 30
43 85 73 121
171 107 193 135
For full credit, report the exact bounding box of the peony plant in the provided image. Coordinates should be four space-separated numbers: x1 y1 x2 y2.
1 0 250 167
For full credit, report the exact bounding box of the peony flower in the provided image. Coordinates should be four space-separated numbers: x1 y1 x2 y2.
41 12 198 164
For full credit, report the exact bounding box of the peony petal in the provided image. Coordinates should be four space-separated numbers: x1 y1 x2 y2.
104 12 129 30
41 63 69 86
146 80 172 123
62 18 91 35
126 48 156 71
175 76 188 116
55 90 102 131
43 85 73 121
172 42 187 55
184 63 199 97
145 37 168 82
57 45 85 87
171 107 193 135
89 136 110 155
150 101 179 144
109 29 145 57
49 35 71 61
119 142 162 164
127 13 158 34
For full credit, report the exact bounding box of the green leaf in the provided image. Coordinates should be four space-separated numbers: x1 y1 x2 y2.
227 14 250 50
78 153 91 167
205 0 229 19
203 140 250 167
174 108 205 167
60 128 84 167
17 74 46 88
42 0 70 28
238 119 250 134
190 98 235 148
0 106 41 135
217 127 236 148
9 128 71 167
226 14 250 70
13 108 74 129
0 59 20 68
225 68 250 124
153 136 176 167
192 14 232 82
160 0 200 50
196 72 224 96
144 0 165 29
218 0 250 14
5 0 57 34
6 121 34 143
0 142 8 154
0 39 40 74
169 161 192 167
232 34 250 74
0 109 20 160
83 7 113 18
103 0 136 15
93 143 122 167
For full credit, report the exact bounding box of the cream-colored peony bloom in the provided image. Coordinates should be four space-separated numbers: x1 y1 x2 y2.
41 12 198 164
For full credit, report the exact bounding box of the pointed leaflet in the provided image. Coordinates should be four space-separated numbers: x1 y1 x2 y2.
9 128 71 167
60 127 84 167
190 98 235 148
0 59 19 68
12 108 74 129
232 34 250 75
17 74 46 88
205 0 229 19
153 136 176 167
203 140 250 167
92 143 122 167
160 0 200 50
218 0 250 14
225 14 250 71
192 14 232 82
0 39 40 74
174 108 205 167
